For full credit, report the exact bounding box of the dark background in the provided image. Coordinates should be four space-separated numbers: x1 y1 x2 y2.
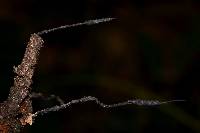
0 0 199 133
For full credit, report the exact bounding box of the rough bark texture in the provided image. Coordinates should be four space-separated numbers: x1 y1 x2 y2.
0 34 44 133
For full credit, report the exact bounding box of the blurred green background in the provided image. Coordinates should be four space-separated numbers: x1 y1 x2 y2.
0 0 199 133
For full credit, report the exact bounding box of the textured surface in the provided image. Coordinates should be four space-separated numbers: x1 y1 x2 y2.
0 34 44 133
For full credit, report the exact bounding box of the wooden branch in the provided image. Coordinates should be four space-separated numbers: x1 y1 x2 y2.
0 18 114 133
0 34 44 133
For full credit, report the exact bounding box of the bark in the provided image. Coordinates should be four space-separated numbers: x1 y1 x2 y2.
0 34 44 133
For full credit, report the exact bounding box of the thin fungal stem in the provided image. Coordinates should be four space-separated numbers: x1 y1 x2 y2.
32 96 185 119
37 18 115 35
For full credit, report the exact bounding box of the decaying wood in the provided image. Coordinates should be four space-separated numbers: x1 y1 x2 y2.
0 18 115 133
0 34 44 133
0 18 114 133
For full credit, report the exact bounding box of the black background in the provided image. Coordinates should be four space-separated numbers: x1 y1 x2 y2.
0 0 199 133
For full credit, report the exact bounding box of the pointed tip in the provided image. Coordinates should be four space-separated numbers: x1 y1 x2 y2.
161 99 186 104
86 17 116 25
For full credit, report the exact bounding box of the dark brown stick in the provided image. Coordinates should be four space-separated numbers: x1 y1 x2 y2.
0 18 114 133
0 34 44 133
